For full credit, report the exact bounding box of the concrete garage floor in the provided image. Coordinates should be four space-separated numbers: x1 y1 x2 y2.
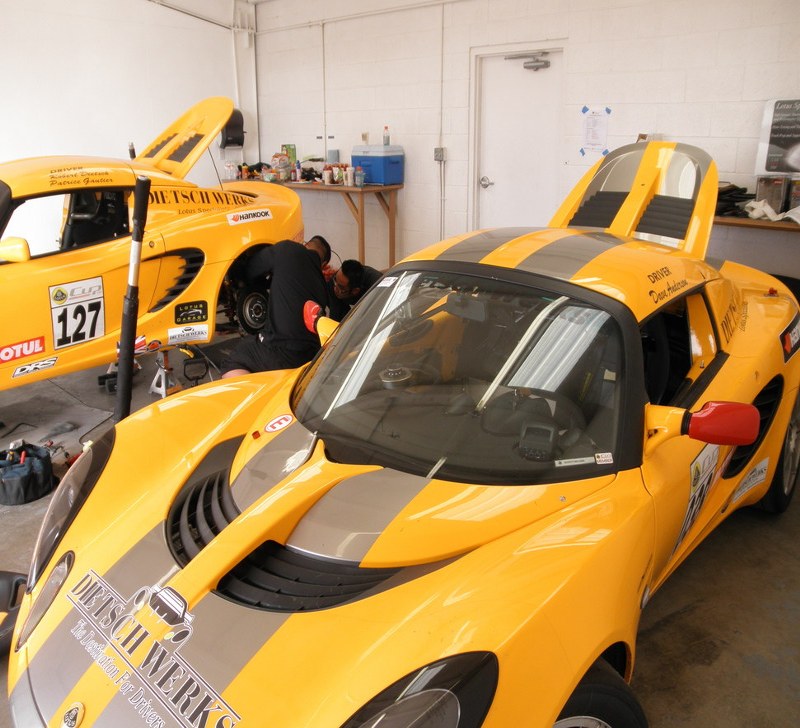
1 347 798 727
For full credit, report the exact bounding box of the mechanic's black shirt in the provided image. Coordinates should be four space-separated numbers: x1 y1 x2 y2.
327 265 382 322
247 240 329 349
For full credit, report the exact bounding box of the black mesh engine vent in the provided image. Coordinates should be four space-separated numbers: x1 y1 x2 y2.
149 249 205 312
218 541 401 613
167 468 402 612
168 469 240 566
723 375 784 479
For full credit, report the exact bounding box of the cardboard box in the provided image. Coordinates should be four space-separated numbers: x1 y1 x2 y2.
351 145 404 185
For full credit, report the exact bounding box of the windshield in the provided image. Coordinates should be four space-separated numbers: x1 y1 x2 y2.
293 269 623 485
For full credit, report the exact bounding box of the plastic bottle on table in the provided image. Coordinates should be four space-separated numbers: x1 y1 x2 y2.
383 125 390 145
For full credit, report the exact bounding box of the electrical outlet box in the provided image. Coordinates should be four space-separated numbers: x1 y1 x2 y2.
434 147 446 162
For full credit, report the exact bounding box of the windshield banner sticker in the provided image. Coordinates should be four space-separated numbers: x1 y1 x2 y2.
66 571 240 728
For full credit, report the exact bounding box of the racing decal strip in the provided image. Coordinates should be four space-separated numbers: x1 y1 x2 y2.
514 231 626 281
22 524 179 723
433 227 543 263
287 469 432 562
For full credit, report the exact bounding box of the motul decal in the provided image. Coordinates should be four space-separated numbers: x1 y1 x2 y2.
0 336 45 362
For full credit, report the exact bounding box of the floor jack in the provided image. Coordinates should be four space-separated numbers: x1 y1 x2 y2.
97 359 141 393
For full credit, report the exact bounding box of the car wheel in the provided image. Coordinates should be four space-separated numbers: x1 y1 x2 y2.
759 394 800 513
236 286 268 334
553 660 648 728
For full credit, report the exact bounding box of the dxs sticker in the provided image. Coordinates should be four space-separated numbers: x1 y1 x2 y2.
733 457 769 502
226 208 272 226
13 357 58 378
167 325 209 346
50 277 105 350
265 414 294 433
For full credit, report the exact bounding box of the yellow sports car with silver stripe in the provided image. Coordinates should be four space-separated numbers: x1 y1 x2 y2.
0 97 302 391
5 141 799 727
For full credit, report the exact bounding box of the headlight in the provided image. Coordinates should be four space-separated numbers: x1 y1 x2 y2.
16 551 73 650
27 427 115 590
341 652 498 728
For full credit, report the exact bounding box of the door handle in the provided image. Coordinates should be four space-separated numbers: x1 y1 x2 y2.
479 176 495 189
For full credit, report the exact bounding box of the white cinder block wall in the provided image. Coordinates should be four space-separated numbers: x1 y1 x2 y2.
0 0 258 189
255 0 800 268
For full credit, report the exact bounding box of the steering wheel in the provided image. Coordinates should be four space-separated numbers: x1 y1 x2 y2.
522 388 586 431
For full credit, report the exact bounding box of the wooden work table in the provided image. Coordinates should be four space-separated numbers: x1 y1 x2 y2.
710 215 800 280
283 182 403 266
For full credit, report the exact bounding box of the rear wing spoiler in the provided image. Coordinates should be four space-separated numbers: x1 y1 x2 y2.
550 141 718 261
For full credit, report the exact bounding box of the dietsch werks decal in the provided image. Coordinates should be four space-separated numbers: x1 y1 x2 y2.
66 571 240 728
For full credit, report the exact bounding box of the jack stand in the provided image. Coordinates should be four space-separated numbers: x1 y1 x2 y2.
149 349 182 398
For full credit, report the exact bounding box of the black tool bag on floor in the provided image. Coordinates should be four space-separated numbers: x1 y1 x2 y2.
0 443 55 505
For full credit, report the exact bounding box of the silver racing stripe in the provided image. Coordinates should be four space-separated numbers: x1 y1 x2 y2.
231 422 316 511
18 523 177 723
434 227 541 263
516 231 625 280
287 469 431 562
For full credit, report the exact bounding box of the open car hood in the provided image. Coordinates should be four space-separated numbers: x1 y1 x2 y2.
134 97 234 179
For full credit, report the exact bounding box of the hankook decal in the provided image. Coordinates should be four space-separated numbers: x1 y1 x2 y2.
226 208 272 226
66 571 240 728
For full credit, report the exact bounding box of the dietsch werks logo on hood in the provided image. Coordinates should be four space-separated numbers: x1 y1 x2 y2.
66 571 240 728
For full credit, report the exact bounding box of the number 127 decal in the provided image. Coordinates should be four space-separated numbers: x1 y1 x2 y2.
49 276 106 350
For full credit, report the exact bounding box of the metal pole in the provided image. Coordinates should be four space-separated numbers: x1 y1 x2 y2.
113 176 151 422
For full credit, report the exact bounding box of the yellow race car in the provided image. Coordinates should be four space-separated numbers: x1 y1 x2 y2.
5 141 799 727
0 97 302 391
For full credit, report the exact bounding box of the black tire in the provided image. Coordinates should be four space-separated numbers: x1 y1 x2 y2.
554 659 648 728
236 286 269 334
759 393 800 513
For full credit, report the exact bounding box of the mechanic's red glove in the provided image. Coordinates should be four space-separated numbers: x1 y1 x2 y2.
303 300 323 333
321 263 336 281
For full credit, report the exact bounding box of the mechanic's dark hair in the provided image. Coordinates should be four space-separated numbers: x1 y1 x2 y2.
341 259 365 290
307 234 332 264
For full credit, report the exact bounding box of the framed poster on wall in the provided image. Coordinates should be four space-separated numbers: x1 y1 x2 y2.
756 99 800 174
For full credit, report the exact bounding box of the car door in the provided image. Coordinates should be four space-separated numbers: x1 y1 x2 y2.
639 288 753 591
0 186 165 389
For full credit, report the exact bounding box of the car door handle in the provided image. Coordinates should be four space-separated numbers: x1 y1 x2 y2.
479 176 495 189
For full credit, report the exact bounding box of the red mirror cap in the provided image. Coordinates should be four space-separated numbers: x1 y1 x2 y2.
303 300 322 334
685 401 760 446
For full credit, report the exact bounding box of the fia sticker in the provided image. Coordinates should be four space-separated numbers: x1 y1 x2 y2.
265 414 294 433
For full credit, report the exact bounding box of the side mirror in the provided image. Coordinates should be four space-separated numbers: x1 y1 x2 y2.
645 400 759 455
0 236 31 263
303 300 338 345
